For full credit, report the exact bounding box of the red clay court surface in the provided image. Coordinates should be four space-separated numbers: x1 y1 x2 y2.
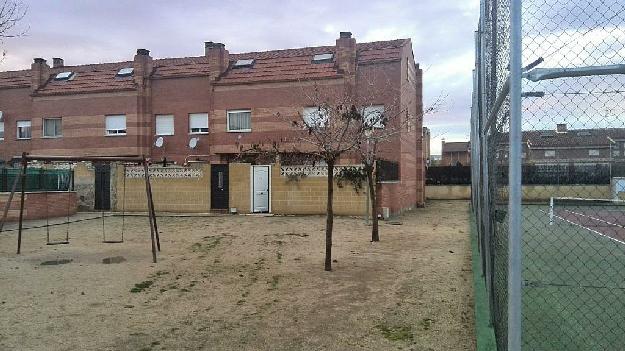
553 208 625 244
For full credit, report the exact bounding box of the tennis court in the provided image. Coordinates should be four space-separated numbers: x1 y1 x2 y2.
521 200 625 350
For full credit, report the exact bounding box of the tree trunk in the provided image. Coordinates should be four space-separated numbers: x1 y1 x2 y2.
325 159 335 271
367 165 379 242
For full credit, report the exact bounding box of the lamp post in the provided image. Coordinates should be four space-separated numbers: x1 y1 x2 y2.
608 136 616 198
364 129 373 226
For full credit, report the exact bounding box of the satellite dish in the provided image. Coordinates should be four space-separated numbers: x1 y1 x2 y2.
154 136 164 148
189 137 199 149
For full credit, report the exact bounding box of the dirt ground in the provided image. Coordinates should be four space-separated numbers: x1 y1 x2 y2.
0 200 475 351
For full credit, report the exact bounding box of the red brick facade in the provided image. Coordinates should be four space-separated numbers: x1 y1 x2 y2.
0 32 425 211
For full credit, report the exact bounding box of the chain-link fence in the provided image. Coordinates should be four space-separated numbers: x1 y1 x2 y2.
472 0 625 349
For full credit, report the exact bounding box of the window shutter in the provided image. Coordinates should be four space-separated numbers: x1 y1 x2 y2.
156 115 174 135
364 105 385 128
106 115 126 134
302 107 327 127
189 113 208 133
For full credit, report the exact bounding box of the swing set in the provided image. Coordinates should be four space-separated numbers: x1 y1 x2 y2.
0 153 161 263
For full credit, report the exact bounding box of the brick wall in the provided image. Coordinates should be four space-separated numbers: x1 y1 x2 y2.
271 164 368 216
229 163 251 212
115 164 211 212
0 191 77 222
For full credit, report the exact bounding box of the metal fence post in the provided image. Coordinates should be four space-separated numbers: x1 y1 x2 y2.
508 0 523 349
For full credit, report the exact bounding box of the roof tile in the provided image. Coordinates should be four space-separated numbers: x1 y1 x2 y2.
0 39 410 92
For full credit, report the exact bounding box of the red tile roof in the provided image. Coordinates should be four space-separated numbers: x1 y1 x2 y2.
221 46 339 84
0 69 31 89
357 39 408 64
36 61 136 96
0 39 410 93
443 142 470 153
152 56 211 79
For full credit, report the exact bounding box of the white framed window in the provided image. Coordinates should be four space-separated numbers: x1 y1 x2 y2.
105 115 126 136
0 121 4 141
17 120 31 140
155 114 174 136
302 106 329 127
227 109 251 132
43 118 62 138
189 113 209 134
589 149 600 157
363 105 385 129
544 150 555 157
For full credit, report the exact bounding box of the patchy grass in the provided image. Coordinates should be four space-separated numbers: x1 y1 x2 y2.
420 318 434 331
268 275 280 291
375 324 414 342
191 236 223 253
130 280 154 293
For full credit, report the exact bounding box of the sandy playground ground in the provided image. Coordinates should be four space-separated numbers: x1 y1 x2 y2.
0 200 475 351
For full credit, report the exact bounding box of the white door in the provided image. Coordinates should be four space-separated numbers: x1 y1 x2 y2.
253 166 270 213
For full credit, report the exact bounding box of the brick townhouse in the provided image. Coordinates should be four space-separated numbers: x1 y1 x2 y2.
497 123 625 165
0 32 425 213
441 140 470 166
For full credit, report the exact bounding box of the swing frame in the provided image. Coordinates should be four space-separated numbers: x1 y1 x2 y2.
0 153 161 263
44 167 73 246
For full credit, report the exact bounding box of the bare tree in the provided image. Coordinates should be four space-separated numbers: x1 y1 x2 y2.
355 94 444 242
237 77 443 269
273 83 371 271
0 0 27 60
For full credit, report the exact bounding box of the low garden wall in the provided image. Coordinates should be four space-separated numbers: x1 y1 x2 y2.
0 191 78 222
229 163 369 216
426 184 612 201
115 164 211 213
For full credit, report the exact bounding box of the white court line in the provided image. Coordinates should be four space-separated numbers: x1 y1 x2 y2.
539 209 625 246
562 209 625 230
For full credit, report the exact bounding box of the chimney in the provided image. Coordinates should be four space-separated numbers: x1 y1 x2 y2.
52 57 64 68
556 123 567 133
133 49 153 86
205 41 229 81
335 32 357 90
31 58 50 92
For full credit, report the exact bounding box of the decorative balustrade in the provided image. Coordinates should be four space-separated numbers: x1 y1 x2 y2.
125 167 203 178
280 165 363 177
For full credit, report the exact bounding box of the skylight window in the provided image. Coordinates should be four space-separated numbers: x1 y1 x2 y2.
233 59 255 68
116 67 134 77
54 71 74 80
312 53 333 63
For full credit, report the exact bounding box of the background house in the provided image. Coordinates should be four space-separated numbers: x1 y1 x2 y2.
0 32 425 215
441 140 470 166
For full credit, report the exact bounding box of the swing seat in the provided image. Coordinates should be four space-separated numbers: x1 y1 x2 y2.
46 241 70 245
102 239 124 244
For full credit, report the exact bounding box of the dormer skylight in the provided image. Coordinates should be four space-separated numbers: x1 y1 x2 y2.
54 71 74 81
116 67 134 77
233 59 255 68
312 53 334 63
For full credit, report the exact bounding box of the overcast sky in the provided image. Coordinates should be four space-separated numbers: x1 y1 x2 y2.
1 0 480 154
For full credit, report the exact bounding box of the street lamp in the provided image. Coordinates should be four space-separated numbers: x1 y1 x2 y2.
608 136 616 198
